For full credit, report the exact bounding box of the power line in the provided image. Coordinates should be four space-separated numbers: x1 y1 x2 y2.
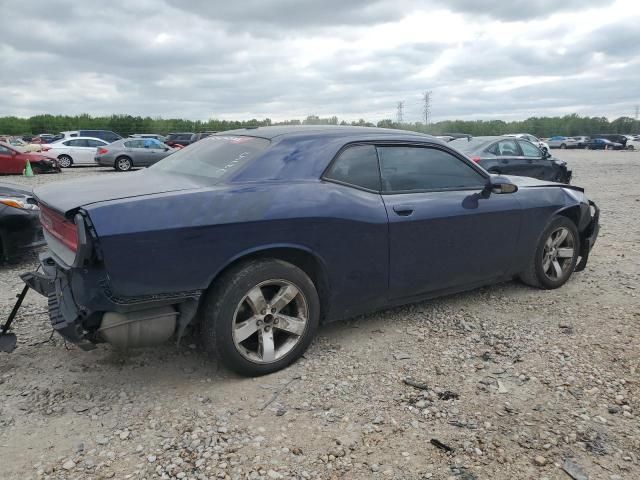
396 101 404 123
423 91 432 126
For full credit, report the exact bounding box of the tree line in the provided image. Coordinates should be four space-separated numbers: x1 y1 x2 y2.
0 113 638 138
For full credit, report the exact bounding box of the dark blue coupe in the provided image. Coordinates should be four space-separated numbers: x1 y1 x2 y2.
23 126 599 375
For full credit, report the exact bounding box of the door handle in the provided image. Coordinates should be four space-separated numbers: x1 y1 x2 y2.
393 205 414 216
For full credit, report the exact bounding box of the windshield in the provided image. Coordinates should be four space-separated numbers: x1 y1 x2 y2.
152 135 270 180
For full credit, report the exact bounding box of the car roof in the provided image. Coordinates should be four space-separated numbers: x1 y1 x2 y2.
52 136 106 143
217 125 438 142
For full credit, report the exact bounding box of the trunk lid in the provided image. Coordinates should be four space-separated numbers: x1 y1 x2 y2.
33 169 205 216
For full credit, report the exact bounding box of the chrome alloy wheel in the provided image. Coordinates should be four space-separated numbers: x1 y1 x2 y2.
232 280 308 364
542 226 575 280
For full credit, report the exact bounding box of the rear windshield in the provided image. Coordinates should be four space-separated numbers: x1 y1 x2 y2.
152 135 270 180
448 137 493 153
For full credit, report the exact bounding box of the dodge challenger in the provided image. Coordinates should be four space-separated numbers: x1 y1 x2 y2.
21 126 599 376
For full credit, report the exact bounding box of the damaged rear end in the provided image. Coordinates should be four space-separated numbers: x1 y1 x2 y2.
23 191 200 351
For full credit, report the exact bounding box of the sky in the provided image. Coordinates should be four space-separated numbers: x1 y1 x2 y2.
1 0 639 122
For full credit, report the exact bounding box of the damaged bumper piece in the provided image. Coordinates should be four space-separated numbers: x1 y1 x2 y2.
22 253 200 350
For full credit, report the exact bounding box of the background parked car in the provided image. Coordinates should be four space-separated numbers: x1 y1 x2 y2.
585 138 623 150
623 135 640 150
0 142 60 174
165 132 195 147
190 131 218 143
130 133 167 142
592 134 627 148
0 182 44 261
572 136 590 148
548 136 580 149
60 130 122 143
43 137 109 167
449 136 571 183
95 137 175 171
505 133 550 153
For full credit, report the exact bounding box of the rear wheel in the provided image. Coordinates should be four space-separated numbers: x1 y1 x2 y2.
200 259 320 376
115 156 132 171
627 145 635 151
57 155 72 168
520 216 580 289
560 143 567 149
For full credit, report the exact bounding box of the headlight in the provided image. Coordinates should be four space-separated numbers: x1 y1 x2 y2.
0 197 39 210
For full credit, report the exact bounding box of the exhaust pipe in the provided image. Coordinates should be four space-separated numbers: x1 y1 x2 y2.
99 306 178 349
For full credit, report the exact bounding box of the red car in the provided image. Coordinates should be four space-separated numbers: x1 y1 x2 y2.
0 142 61 175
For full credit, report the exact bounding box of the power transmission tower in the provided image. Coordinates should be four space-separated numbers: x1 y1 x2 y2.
423 91 432 126
396 101 404 124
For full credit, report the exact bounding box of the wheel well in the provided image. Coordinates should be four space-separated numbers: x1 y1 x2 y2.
557 206 580 228
210 248 330 321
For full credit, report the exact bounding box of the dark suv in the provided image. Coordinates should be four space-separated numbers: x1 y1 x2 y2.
165 133 195 147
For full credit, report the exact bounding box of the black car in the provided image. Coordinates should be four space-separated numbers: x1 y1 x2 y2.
449 136 571 183
585 138 624 150
592 134 627 148
0 183 44 261
165 133 195 147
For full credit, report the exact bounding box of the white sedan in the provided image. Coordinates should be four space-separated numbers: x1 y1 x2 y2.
43 137 109 167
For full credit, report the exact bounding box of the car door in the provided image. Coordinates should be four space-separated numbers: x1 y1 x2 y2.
378 144 522 300
0 144 23 174
517 140 551 180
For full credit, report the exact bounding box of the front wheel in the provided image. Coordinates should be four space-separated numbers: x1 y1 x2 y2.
200 259 320 376
560 143 566 149
627 145 635 151
520 216 580 289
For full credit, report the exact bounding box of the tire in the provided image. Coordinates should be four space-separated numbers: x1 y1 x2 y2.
560 143 566 149
520 216 580 289
115 156 133 171
57 155 72 168
541 147 548 154
627 145 635 151
200 258 320 376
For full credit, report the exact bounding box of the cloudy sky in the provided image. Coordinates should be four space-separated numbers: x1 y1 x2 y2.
1 0 639 122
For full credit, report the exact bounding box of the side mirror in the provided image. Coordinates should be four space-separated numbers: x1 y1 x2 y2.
485 177 518 195
543 150 551 159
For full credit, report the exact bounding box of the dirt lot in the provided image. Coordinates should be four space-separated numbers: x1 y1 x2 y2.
1 151 639 480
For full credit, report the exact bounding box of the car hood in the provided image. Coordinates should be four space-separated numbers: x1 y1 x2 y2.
34 169 206 215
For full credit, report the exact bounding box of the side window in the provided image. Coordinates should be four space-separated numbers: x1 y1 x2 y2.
496 140 519 156
86 139 106 148
66 139 88 147
378 146 485 192
324 144 381 191
124 140 144 148
518 140 542 157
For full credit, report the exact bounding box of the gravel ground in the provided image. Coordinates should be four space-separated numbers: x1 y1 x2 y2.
1 151 639 480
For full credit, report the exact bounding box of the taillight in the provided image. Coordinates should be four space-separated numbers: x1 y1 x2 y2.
470 156 481 163
40 205 78 252
97 148 108 155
